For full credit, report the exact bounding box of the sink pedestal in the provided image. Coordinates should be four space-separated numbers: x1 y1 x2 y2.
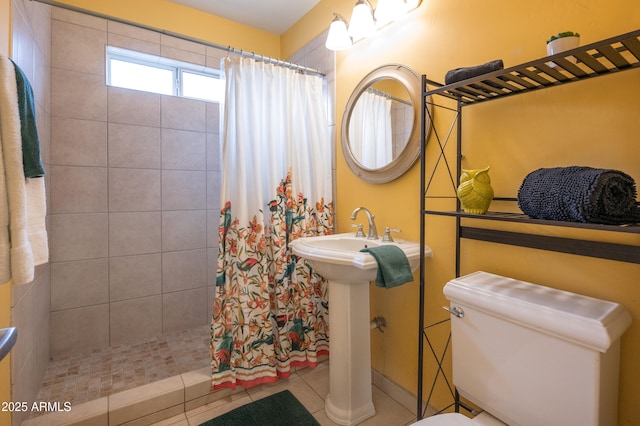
289 233 430 426
325 279 375 425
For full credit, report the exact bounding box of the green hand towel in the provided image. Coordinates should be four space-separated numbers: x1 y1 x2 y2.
11 60 45 178
360 245 414 288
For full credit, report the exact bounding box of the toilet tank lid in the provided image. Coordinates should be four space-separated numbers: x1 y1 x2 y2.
443 271 632 352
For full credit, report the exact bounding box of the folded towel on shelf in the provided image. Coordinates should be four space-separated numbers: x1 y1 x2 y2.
517 166 640 225
360 245 414 289
11 60 45 178
444 59 504 85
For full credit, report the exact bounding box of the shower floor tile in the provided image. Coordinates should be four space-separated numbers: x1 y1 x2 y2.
34 325 211 414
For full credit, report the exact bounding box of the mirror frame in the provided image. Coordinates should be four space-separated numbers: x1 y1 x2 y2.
341 64 432 184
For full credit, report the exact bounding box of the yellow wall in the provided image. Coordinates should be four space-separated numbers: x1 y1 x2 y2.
4 0 639 423
0 2 11 424
54 0 282 57
287 0 640 422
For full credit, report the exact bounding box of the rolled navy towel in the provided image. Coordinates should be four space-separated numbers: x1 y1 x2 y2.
517 166 640 225
444 59 504 85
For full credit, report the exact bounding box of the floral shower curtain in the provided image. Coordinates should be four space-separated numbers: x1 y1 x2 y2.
348 91 392 169
211 56 333 390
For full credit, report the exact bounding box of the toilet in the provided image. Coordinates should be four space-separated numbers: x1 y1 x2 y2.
416 271 632 426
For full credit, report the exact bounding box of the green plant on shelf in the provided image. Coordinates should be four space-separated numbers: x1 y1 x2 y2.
547 31 580 44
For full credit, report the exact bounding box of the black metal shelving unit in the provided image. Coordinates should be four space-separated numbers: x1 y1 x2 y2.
416 29 640 420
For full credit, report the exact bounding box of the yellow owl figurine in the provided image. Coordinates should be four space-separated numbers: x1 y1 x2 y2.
457 166 494 214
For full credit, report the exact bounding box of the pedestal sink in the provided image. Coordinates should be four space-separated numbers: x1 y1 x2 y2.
290 233 431 425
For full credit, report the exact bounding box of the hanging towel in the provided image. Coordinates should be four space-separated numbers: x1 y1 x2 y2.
444 59 504 85
0 56 48 285
360 245 414 288
26 177 48 266
517 166 640 225
11 60 45 178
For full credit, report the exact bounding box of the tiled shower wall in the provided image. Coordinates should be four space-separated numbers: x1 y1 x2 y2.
391 102 413 158
10 0 52 424
49 8 222 357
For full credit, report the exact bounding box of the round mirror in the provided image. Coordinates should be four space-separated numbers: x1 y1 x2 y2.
342 64 432 184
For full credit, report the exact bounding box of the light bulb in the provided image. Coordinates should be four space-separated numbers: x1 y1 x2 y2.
348 0 376 42
325 14 352 50
375 0 406 28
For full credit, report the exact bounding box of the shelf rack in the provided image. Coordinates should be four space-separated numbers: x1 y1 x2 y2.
416 29 640 420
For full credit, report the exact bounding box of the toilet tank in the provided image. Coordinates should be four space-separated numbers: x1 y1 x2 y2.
444 271 631 426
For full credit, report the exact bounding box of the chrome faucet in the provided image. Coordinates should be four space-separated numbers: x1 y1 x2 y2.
350 207 378 240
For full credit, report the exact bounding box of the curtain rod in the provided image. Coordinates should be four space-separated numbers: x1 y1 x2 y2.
29 0 325 77
366 87 412 106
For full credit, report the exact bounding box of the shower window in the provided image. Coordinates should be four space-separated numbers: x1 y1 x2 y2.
106 46 224 102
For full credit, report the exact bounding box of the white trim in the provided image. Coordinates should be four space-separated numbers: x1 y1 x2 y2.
106 45 223 102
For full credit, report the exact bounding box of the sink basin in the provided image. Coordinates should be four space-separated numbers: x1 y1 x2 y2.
290 232 431 425
290 232 429 282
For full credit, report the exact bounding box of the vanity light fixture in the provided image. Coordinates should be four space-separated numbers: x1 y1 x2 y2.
326 0 422 51
374 0 406 28
348 0 376 42
325 14 353 50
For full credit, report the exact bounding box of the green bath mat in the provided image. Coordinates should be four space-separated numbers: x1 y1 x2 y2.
199 390 320 426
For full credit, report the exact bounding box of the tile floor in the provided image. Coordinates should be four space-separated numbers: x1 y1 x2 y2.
149 360 417 426
31 325 211 418
28 324 419 425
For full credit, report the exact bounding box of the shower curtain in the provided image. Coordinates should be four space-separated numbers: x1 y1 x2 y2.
211 56 333 390
348 91 392 169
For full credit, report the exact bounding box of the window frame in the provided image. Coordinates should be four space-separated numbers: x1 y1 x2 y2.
106 45 223 103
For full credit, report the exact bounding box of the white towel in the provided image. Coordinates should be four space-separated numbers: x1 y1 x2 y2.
26 177 48 266
0 56 46 285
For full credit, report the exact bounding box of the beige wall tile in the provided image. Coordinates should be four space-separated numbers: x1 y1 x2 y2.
160 34 206 55
50 165 108 213
50 213 109 262
109 212 161 257
162 249 207 293
206 171 221 210
52 19 106 75
108 20 160 43
51 117 107 167
161 129 206 170
108 375 184 425
51 304 110 356
107 32 161 57
162 288 208 332
110 296 162 346
52 7 107 30
109 253 162 302
109 168 161 212
161 96 206 132
161 45 206 68
108 86 161 127
162 170 206 210
207 248 218 285
108 123 161 169
206 209 219 250
51 258 109 311
20 397 109 426
206 133 221 172
162 210 206 251
51 67 107 121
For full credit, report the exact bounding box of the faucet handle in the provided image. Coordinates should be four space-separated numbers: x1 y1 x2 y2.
382 227 401 242
352 224 366 238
